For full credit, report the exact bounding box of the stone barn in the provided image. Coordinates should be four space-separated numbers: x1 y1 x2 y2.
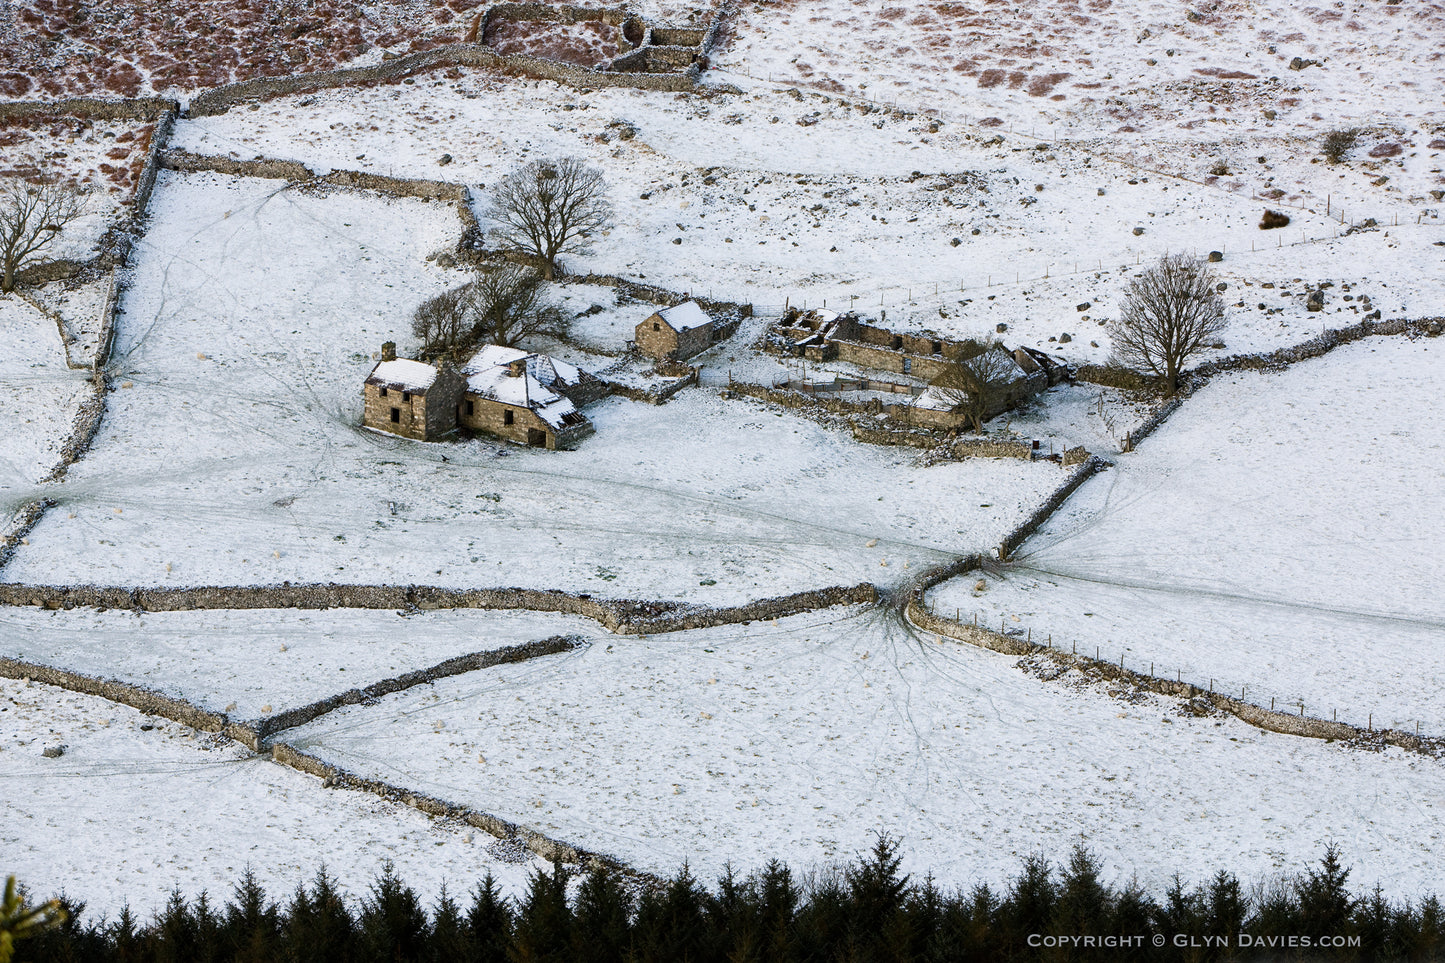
458 345 599 450
635 300 716 361
363 344 464 441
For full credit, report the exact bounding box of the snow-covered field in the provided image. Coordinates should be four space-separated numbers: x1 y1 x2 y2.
163 74 1445 364
286 606 1445 897
3 0 1443 912
0 606 605 720
718 0 1445 208
0 171 1062 602
0 295 90 497
2 677 551 917
929 335 1445 731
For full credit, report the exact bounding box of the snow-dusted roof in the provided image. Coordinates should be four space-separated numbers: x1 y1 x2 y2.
658 300 712 332
462 344 591 430
464 345 591 392
367 359 438 392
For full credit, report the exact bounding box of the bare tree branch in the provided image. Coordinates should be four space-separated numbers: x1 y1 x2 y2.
1108 252 1227 395
1 178 84 293
411 285 472 363
929 340 1022 433
467 264 565 348
486 158 610 280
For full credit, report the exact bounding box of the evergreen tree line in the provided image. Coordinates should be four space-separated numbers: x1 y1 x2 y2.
15 839 1444 962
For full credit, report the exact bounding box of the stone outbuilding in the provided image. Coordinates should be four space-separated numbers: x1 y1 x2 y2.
363 344 464 441
634 300 717 361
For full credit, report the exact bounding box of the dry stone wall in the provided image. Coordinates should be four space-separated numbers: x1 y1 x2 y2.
0 581 876 636
0 655 261 747
254 635 584 741
0 97 177 123
904 598 1441 753
270 742 653 878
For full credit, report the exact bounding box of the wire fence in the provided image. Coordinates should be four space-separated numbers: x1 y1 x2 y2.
918 595 1435 740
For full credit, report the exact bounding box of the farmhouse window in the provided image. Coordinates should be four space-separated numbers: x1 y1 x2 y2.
465 400 475 417
653 322 661 331
390 407 401 423
379 387 388 397
402 392 411 402
902 358 912 374
504 409 514 425
932 340 943 354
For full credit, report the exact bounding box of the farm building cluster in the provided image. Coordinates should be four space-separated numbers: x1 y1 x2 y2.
363 342 605 449
770 309 1067 428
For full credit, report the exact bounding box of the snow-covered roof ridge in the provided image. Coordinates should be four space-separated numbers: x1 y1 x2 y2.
659 300 712 332
366 358 438 392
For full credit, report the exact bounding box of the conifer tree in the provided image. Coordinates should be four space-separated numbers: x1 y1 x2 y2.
358 863 429 963
223 870 281 963
282 869 357 963
428 886 476 963
510 864 572 963
570 865 632 963
467 873 514 963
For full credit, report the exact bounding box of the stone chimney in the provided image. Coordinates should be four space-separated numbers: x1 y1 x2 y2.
506 358 526 378
381 341 397 362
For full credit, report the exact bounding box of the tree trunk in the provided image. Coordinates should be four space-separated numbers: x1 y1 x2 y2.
2 260 14 293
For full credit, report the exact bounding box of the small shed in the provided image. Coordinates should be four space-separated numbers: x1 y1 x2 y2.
635 300 715 361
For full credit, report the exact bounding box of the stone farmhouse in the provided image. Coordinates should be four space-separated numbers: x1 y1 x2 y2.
363 342 605 449
363 346 464 442
634 300 730 361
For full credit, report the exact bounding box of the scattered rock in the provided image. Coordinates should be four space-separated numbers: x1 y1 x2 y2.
42 745 66 758
1216 282 1228 292
1306 290 1325 312
1288 56 1319 71
1076 302 1091 312
1059 333 1072 344
950 237 962 247
971 227 981 235
1208 250 1223 262
437 154 453 166
996 322 1008 333
1132 227 1145 236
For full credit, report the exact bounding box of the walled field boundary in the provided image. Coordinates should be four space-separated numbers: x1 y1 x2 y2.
904 599 1442 756
1 640 645 881
899 320 1445 755
0 501 54 573
1 634 583 751
1084 316 1439 454
0 582 876 636
270 742 652 881
186 0 737 119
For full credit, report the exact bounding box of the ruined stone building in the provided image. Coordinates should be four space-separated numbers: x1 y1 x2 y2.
458 345 602 449
362 343 604 449
770 310 1063 427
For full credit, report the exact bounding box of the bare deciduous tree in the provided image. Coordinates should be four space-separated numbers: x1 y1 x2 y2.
410 265 566 360
928 340 1022 433
1 178 84 293
411 285 473 362
469 264 565 348
487 158 610 280
1108 252 1227 395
